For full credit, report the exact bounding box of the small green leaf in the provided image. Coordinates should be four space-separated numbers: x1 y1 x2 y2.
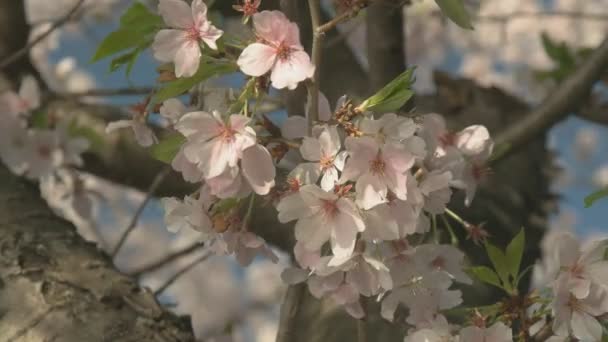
506 228 525 279
541 33 575 66
109 42 150 77
358 68 415 113
68 122 105 152
30 110 48 128
469 266 503 290
92 29 143 62
485 243 510 288
435 0 474 30
153 62 237 103
585 188 608 208
120 2 162 31
150 134 186 164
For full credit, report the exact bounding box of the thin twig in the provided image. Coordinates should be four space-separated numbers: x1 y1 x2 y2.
306 0 323 135
0 0 85 69
275 283 306 342
316 3 368 35
128 242 204 277
493 35 608 163
111 167 171 257
61 87 155 98
153 252 212 295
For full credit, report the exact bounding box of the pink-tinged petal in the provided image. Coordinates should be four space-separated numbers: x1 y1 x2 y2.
555 234 580 267
318 125 341 156
384 168 408 201
295 215 330 251
237 43 276 77
459 326 484 342
153 29 186 62
356 173 387 210
281 116 307 139
105 120 133 133
587 261 608 286
190 0 208 24
281 267 309 285
174 43 201 78
206 167 246 198
175 111 222 139
312 91 332 122
252 10 290 44
300 137 321 161
382 143 415 173
300 184 338 206
571 311 602 341
277 193 313 223
171 147 203 182
228 114 252 132
320 167 338 191
289 162 321 186
158 0 193 28
242 144 276 195
336 197 365 232
19 75 40 109
485 322 513 342
132 122 158 147
160 98 187 122
332 284 359 305
334 151 347 171
340 137 379 183
270 51 315 90
456 125 491 156
364 204 400 241
200 22 223 50
419 171 452 195
381 292 400 321
294 242 321 268
344 301 365 319
284 20 303 48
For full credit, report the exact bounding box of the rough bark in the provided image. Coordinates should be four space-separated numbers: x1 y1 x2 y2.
0 165 195 342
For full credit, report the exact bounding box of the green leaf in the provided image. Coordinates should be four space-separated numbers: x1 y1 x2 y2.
585 188 608 208
505 228 525 279
541 33 575 66
92 29 143 62
92 2 161 63
485 243 510 288
358 68 415 113
120 2 162 31
153 62 237 103
469 266 503 290
435 0 474 30
150 134 186 164
68 121 105 152
30 110 48 128
109 42 150 76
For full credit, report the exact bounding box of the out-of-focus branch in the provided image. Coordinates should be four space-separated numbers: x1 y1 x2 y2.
366 1 406 93
153 252 212 296
0 0 84 69
494 35 608 161
61 86 155 98
128 242 205 277
478 11 608 23
307 0 323 132
316 2 367 35
111 166 171 257
275 283 306 342
577 98 608 125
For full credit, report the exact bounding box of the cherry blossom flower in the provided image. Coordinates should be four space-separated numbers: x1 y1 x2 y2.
153 0 223 77
161 190 214 239
404 316 455 342
237 10 315 90
459 322 512 342
106 102 158 147
300 125 347 191
171 146 204 183
223 228 278 266
0 117 30 175
341 136 415 210
0 75 40 116
552 233 608 299
280 92 334 140
176 111 256 178
419 170 453 214
160 98 189 125
277 184 365 259
415 244 472 285
551 274 608 341
233 0 261 19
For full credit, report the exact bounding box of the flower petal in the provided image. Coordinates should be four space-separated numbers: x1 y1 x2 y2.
242 144 276 195
158 0 193 28
237 43 276 77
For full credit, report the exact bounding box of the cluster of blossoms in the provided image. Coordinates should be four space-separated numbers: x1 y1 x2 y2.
89 0 608 341
532 231 608 341
0 77 91 213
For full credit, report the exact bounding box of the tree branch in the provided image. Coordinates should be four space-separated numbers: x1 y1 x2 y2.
61 86 155 98
0 164 195 341
111 166 171 257
275 283 306 342
128 242 205 277
494 35 608 160
153 252 212 296
478 10 608 23
0 0 84 69
307 0 323 133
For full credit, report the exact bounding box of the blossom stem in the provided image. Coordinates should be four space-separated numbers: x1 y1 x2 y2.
431 214 439 243
441 214 459 246
153 251 212 296
241 194 256 231
357 318 367 342
444 208 467 227
306 0 323 136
